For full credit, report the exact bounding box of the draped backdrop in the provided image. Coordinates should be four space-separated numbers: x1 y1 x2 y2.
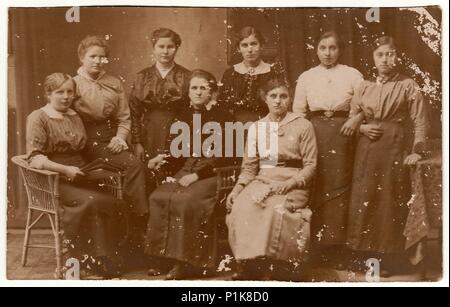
7 7 442 227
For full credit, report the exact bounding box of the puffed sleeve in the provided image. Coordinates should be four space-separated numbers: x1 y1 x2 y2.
349 81 365 118
406 80 428 153
236 123 259 186
26 110 49 169
217 69 236 114
114 81 131 141
351 69 364 92
292 73 309 118
291 120 317 187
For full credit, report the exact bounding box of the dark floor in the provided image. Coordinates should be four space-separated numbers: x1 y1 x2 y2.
7 229 443 282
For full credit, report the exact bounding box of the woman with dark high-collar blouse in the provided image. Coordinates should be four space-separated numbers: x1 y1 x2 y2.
218 26 286 124
26 73 125 279
72 35 148 248
144 70 225 280
129 28 191 166
347 36 428 276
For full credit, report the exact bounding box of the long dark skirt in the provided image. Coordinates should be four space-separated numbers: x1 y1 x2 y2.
347 121 411 254
139 109 179 194
144 169 218 269
59 181 125 258
310 116 355 245
82 120 149 216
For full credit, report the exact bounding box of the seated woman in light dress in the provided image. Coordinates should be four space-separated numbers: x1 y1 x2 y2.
226 78 318 280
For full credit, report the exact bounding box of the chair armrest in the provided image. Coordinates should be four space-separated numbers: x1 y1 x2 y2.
213 165 242 175
11 155 59 177
214 165 242 196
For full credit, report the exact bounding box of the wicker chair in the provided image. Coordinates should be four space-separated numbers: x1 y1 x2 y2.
11 155 124 279
212 165 241 263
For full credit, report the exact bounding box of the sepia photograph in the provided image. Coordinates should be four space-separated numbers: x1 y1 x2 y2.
2 0 447 286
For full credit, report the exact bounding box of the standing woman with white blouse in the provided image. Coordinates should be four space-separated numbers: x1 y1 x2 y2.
292 31 363 266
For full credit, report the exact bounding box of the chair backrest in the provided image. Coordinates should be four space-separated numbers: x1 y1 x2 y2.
214 165 242 201
11 155 60 214
99 175 124 200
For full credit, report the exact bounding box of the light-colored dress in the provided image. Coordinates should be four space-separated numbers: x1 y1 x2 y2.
348 73 428 253
226 112 317 262
292 64 363 245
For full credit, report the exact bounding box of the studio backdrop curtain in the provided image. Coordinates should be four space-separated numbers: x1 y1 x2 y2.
228 7 442 136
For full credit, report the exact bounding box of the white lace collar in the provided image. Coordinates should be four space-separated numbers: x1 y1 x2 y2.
233 60 271 76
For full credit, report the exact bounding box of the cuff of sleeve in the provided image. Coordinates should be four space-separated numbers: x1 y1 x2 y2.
29 154 48 169
413 141 426 155
116 127 129 141
293 177 307 189
236 175 253 187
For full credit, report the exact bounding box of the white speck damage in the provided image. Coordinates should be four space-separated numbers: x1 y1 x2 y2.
399 8 441 56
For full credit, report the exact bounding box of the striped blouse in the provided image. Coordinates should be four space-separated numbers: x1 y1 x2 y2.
26 104 87 168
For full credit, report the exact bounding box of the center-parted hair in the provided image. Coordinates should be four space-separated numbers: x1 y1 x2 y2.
151 28 182 48
77 35 110 60
189 69 218 93
235 26 266 49
43 73 76 100
258 78 290 101
372 35 396 52
316 30 344 52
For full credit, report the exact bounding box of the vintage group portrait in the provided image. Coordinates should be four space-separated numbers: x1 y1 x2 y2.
4 4 444 283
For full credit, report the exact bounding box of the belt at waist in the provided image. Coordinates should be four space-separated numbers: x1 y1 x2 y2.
310 110 349 118
260 159 303 168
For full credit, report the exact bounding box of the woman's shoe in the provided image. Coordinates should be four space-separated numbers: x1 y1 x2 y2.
147 267 164 277
94 257 122 279
380 268 392 278
80 269 106 280
164 263 201 280
165 264 186 280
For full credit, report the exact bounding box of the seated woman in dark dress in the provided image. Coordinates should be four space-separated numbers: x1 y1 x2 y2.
73 36 149 248
26 73 125 279
144 69 226 280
